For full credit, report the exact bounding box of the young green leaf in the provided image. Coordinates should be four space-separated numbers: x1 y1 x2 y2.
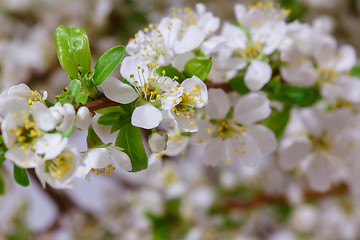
75 92 88 104
87 127 105 148
183 57 212 81
351 64 360 77
0 153 6 165
229 76 250 95
264 106 291 139
93 45 125 85
270 85 321 107
156 65 184 81
13 165 30 187
54 25 91 79
0 172 4 195
115 123 148 172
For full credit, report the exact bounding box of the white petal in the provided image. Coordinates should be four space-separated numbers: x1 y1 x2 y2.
36 133 68 160
234 93 271 124
57 103 75 131
108 147 132 171
158 18 182 49
176 116 199 132
172 52 195 72
201 36 226 55
234 4 247 22
6 148 38 168
7 83 31 97
86 148 112 169
307 154 333 191
2 114 18 147
279 138 311 171
222 22 246 50
32 102 55 131
244 60 272 91
206 89 230 119
148 132 167 153
131 103 162 129
314 35 337 70
75 106 92 130
120 56 150 83
246 125 277 154
164 137 190 157
181 76 208 108
100 77 138 104
263 21 286 55
202 138 226 166
0 97 28 118
227 134 261 167
335 45 357 72
174 25 206 54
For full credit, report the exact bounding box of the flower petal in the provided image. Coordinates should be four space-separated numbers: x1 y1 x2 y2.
307 154 333 192
246 125 277 154
244 60 272 91
206 89 230 119
32 102 55 131
335 45 357 72
227 133 261 167
131 103 162 129
202 138 226 166
279 137 311 171
108 147 132 171
234 93 271 124
100 77 138 104
0 96 28 118
174 25 206 54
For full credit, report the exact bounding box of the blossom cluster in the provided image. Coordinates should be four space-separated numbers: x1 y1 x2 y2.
0 1 360 200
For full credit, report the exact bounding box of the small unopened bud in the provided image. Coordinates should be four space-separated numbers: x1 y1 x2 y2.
50 103 75 131
148 132 167 153
75 106 92 130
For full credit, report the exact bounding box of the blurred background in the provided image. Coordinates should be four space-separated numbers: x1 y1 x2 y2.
1 0 360 239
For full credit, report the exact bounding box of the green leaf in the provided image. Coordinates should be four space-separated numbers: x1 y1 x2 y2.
351 64 360 77
95 106 125 115
0 153 5 165
68 79 81 96
269 85 321 107
280 0 307 22
97 111 129 126
13 165 29 187
87 127 105 148
115 123 148 172
229 76 250 95
264 106 291 139
75 92 88 104
93 45 125 85
0 172 4 195
156 65 184 81
54 25 91 79
183 57 212 81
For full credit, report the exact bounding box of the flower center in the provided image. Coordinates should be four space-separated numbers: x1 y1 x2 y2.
9 113 42 153
45 154 73 179
209 119 247 140
240 42 262 60
318 69 338 84
91 164 116 176
310 135 333 152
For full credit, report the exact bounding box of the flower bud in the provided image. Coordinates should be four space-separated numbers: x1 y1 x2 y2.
75 106 92 130
50 103 75 131
148 132 167 153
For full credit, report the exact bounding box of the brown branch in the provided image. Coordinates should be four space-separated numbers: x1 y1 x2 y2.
84 82 231 112
219 183 348 211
